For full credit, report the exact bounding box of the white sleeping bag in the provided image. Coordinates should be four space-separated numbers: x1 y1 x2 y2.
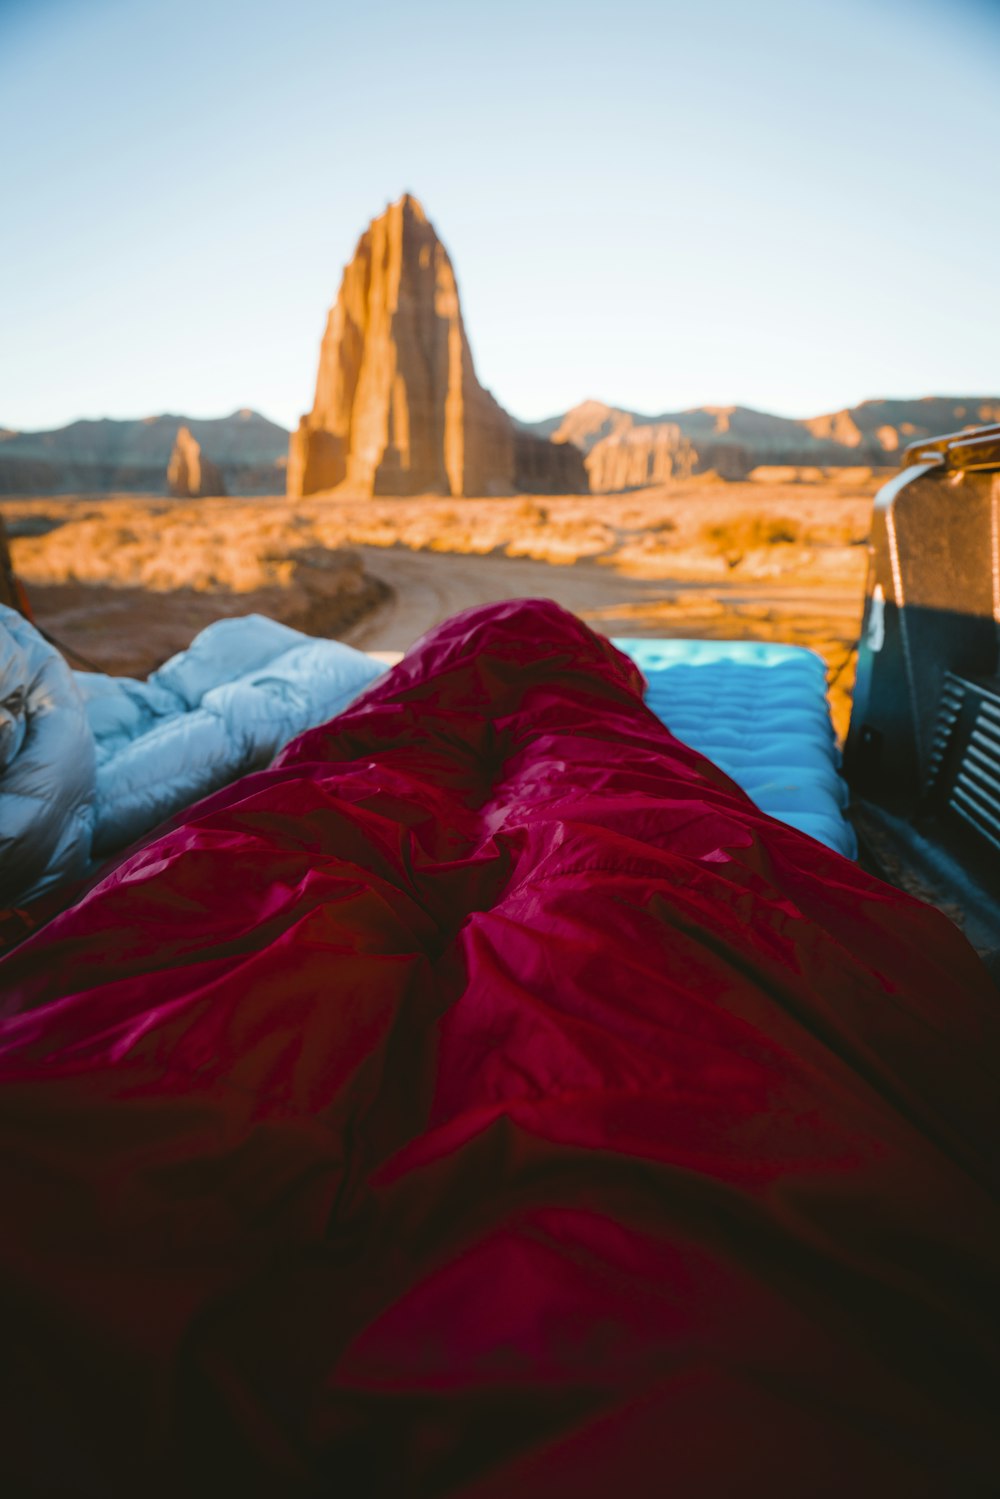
77 615 384 857
0 605 95 906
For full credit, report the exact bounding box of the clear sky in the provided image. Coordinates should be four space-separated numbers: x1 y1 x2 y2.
1 0 998 432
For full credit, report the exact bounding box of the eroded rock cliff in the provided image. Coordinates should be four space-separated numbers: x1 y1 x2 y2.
584 424 699 490
167 427 227 497
524 397 1000 491
289 195 513 497
289 195 584 498
0 411 285 496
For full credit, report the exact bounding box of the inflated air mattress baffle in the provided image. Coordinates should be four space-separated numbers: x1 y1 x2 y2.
613 638 857 859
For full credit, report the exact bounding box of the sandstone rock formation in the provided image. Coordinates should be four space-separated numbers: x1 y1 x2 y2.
166 427 227 497
544 400 636 452
0 411 287 497
520 396 1000 492
584 424 698 490
803 409 864 447
535 404 766 489
288 194 584 498
289 195 510 497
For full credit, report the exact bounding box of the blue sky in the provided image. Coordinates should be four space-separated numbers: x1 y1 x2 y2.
1 0 998 431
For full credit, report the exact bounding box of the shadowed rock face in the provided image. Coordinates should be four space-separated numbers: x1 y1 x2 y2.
289 195 581 498
166 427 227 497
513 431 589 494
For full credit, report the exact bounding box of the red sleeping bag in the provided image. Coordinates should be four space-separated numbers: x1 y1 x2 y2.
0 599 997 1497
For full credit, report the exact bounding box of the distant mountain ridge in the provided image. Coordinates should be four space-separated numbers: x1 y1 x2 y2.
3 396 999 497
518 395 1000 490
0 409 288 495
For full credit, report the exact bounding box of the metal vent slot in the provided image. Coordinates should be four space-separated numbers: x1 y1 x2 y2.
951 707 1000 850
925 674 1000 859
926 674 966 789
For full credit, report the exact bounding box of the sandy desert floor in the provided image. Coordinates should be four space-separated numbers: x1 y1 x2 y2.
3 470 880 741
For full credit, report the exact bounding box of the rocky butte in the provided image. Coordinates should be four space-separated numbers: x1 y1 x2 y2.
167 426 227 497
288 194 586 498
527 397 1000 491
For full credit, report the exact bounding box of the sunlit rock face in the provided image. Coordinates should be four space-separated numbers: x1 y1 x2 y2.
541 397 1000 490
585 424 699 490
167 426 227 497
289 195 518 497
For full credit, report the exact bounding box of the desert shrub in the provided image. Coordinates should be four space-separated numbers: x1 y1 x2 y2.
763 517 800 544
701 515 801 566
515 499 549 526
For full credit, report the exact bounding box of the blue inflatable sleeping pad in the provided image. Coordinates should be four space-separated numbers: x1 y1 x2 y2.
612 639 856 859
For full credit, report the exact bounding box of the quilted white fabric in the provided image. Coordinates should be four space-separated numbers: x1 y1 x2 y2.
76 616 385 857
0 605 95 905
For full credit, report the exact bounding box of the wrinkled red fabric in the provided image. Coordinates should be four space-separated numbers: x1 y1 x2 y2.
0 598 997 1498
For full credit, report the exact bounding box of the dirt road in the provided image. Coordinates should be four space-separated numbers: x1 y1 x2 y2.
343 546 865 739
344 545 864 649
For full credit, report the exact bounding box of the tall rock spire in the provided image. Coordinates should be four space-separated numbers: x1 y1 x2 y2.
288 195 515 497
167 426 227 497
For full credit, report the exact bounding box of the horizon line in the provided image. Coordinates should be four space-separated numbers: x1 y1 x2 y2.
5 390 1000 439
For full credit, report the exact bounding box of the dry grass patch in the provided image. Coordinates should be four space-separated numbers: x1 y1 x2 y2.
701 516 802 567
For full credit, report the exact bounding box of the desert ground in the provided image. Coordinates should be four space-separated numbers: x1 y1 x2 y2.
3 468 881 741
